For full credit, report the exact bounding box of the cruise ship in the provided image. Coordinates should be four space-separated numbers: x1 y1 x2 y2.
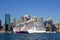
13 15 56 33
13 20 47 33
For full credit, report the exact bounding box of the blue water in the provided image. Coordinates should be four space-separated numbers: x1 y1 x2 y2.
0 33 60 40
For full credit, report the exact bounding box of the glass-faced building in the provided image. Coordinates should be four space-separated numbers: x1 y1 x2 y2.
5 14 10 31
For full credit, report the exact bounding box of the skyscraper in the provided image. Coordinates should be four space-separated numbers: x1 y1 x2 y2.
5 14 10 31
20 17 24 23
12 18 16 27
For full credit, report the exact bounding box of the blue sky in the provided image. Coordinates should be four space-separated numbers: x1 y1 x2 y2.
0 0 60 24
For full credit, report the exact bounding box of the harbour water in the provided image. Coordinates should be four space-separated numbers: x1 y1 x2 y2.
0 33 60 40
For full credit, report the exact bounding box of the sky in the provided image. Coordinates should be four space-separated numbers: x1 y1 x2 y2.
0 0 60 24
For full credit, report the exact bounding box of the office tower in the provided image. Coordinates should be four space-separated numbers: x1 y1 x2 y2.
55 22 60 32
12 18 16 27
10 22 14 27
55 22 59 29
16 20 20 26
38 16 45 30
39 16 43 22
20 17 24 23
5 14 10 31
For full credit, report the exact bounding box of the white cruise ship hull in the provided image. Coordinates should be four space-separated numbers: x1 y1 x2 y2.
27 29 56 33
27 29 46 33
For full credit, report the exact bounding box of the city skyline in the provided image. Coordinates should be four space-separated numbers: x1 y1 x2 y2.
0 0 60 24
